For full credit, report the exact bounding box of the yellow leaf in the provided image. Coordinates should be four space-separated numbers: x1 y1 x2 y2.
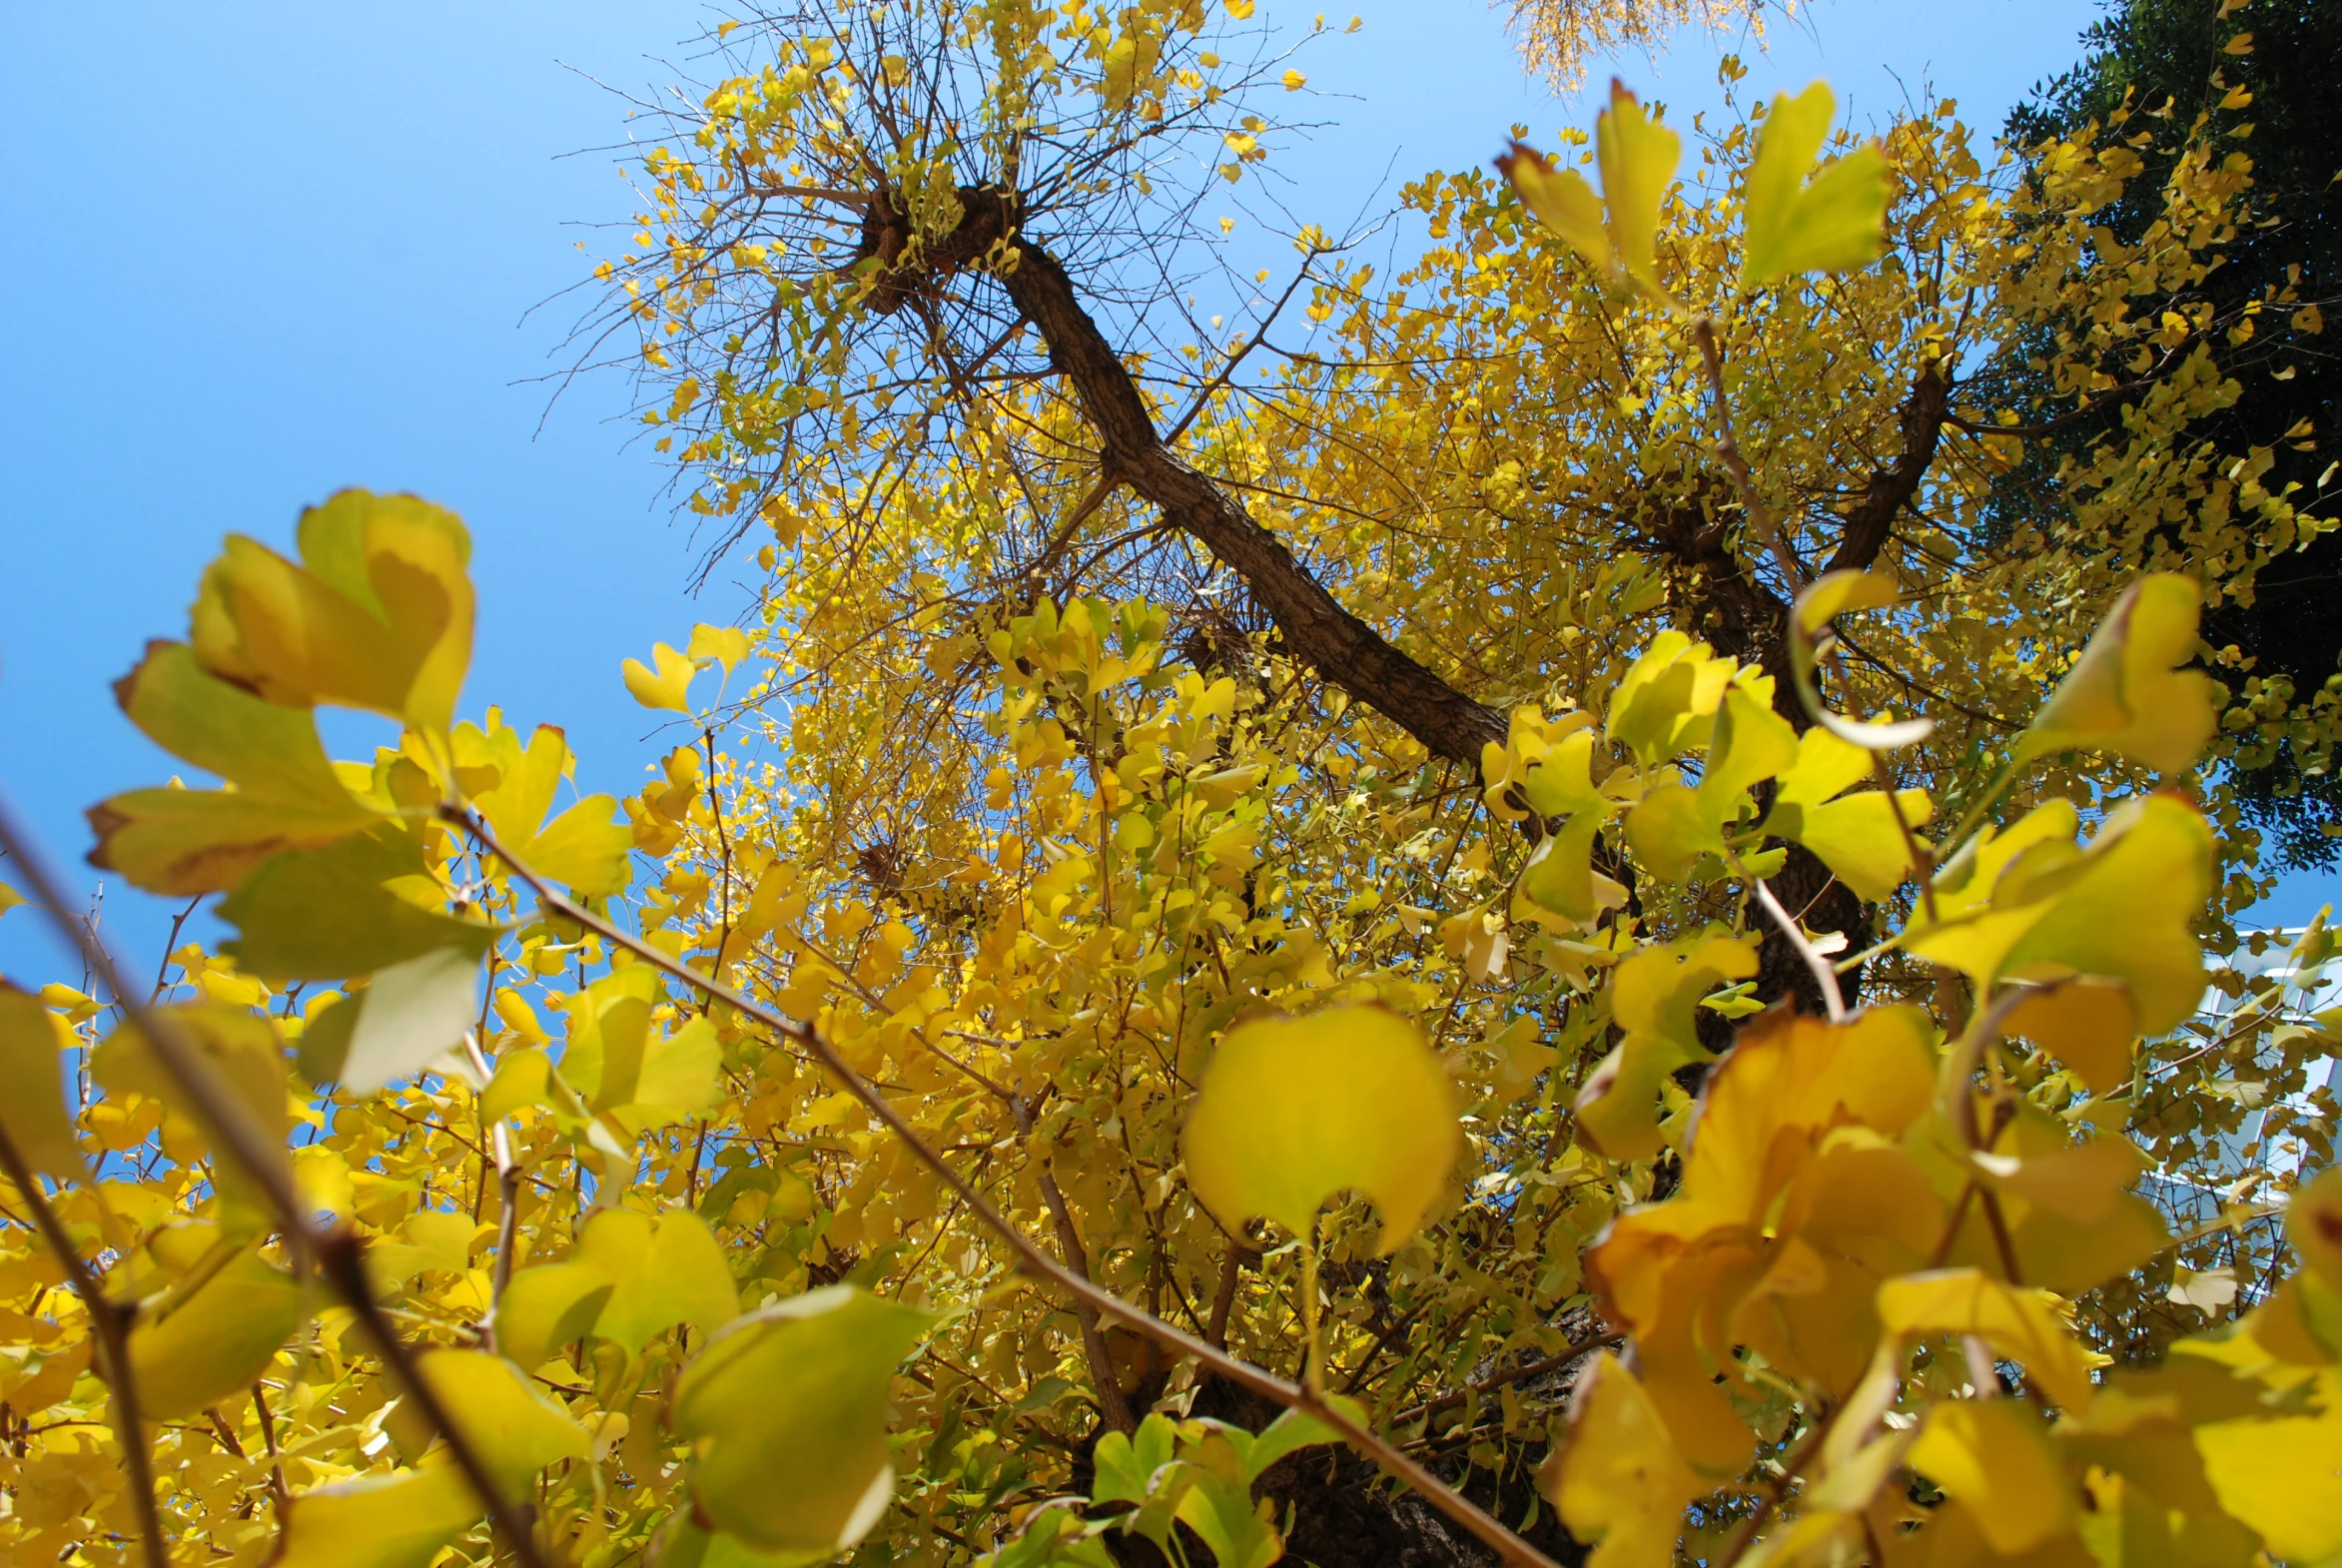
129 1246 303 1418
405 1348 589 1495
0 982 88 1179
88 642 383 896
1501 143 1611 276
1183 1003 1459 1250
673 1285 931 1554
2002 977 2135 1095
269 1466 482 1568
1596 82 1682 305
624 641 700 712
2291 1164 2342 1286
1739 82 1896 288
1876 1268 2096 1412
1542 1353 1703 1568
2016 574 2219 773
494 1205 738 1369
1280 69 1305 90
1907 1398 2074 1554
1574 935 1757 1164
191 489 474 735
688 622 754 677
472 725 631 896
2191 1370 2342 1563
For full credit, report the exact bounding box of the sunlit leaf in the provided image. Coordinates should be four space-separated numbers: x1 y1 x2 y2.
128 1246 303 1418
625 641 701 713
1907 1398 2074 1555
1182 1003 1459 1249
1541 1353 1705 1568
269 1466 482 1568
0 981 88 1179
671 1285 930 1555
191 488 473 734
2016 574 2220 773
1739 82 1896 288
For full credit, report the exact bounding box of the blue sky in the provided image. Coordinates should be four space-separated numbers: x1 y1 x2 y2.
1 0 2325 975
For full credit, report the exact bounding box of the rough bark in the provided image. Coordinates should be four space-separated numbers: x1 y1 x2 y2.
853 187 1508 769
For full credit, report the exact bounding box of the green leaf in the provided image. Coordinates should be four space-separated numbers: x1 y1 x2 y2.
1521 807 1622 925
671 1284 931 1555
218 826 499 981
618 1015 722 1132
402 1348 588 1496
128 1246 303 1418
191 489 474 734
93 1006 290 1233
0 981 88 1179
341 944 486 1093
269 1466 482 1568
1738 82 1896 288
1595 81 1682 305
494 1206 739 1369
1573 935 1757 1164
1607 633 1737 764
2016 573 2220 774
1182 1003 1459 1250
1173 1433 1283 1568
86 643 383 895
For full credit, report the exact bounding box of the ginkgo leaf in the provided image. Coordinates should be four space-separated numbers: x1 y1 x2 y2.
671 1285 930 1555
495 1205 738 1369
342 945 485 1093
128 1246 303 1418
472 724 633 896
1500 142 1610 275
1759 727 1934 901
689 623 754 677
87 641 383 895
401 1348 589 1496
1876 1268 2096 1412
1907 1399 2074 1555
94 1007 289 1231
1608 633 1738 763
1542 1353 1705 1568
1574 935 1756 1163
1182 1003 1459 1250
1739 82 1896 288
1910 793 2211 1035
2193 1377 2342 1562
2290 1164 2342 1285
625 642 700 713
1786 571 1932 748
269 1466 483 1568
2016 574 2220 773
0 982 88 1179
219 827 499 980
2002 977 2136 1095
1596 81 1682 305
191 489 474 734
1521 807 1625 925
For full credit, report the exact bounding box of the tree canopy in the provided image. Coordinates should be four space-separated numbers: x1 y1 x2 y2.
0 4 2336 1568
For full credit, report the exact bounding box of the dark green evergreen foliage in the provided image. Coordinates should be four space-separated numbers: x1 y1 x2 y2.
2006 0 2342 867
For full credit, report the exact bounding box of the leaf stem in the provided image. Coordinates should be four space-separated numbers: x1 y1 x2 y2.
452 805 1567 1568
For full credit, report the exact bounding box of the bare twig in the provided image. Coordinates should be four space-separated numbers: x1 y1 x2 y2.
453 805 1565 1568
1751 877 1847 1023
1692 316 1808 595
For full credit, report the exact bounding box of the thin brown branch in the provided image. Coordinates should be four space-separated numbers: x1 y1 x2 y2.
456 805 1565 1568
0 1124 166 1568
0 799 548 1568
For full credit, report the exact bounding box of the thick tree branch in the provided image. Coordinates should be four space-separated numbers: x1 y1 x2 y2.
1823 362 1952 577
953 207 1506 768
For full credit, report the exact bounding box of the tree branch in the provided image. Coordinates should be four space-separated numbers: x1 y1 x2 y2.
453 806 1564 1568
